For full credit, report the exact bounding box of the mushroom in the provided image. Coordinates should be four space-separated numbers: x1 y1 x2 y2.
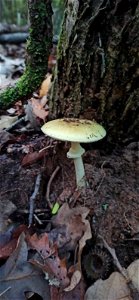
41 118 106 188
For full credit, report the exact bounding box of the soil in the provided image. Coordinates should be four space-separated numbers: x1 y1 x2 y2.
0 133 139 282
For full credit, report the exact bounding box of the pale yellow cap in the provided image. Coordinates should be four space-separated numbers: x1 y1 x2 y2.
41 118 106 143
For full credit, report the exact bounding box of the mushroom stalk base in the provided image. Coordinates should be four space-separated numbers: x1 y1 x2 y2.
73 156 86 187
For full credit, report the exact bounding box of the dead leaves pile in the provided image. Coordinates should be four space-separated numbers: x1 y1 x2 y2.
0 203 91 299
0 201 139 299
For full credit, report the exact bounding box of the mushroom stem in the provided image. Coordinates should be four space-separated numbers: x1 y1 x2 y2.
73 156 86 187
67 142 86 188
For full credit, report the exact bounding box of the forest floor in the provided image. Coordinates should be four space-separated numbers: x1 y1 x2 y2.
0 42 139 300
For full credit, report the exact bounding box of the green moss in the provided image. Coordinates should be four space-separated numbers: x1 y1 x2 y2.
0 0 52 108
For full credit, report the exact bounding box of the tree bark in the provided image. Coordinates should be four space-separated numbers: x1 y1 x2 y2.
0 0 53 108
50 0 139 143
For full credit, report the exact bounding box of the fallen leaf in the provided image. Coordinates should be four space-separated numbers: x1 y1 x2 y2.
64 270 82 292
29 98 49 121
0 225 28 259
21 149 48 166
27 232 55 258
52 203 91 251
39 74 52 98
0 115 18 130
28 233 70 288
0 237 17 260
31 251 70 288
78 208 92 270
50 278 86 300
84 272 131 300
0 233 50 300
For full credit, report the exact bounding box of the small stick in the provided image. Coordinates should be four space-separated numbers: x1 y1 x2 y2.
46 166 60 209
28 173 41 226
5 116 25 131
39 145 54 153
33 213 43 225
0 287 11 297
18 208 49 214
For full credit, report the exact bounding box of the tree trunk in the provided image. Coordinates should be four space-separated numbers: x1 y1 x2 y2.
50 0 139 143
0 0 53 108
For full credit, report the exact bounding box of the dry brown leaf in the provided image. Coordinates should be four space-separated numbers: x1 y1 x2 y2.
85 272 131 300
27 232 55 258
29 98 49 121
28 232 70 288
39 74 52 98
53 203 91 251
21 149 48 167
64 270 82 292
0 225 28 259
78 208 92 270
50 277 85 300
31 253 70 288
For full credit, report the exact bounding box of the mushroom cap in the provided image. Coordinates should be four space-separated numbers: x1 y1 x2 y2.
41 118 106 143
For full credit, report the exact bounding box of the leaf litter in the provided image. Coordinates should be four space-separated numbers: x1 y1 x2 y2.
0 233 50 300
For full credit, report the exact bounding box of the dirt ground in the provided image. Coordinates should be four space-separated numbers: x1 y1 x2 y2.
0 132 139 283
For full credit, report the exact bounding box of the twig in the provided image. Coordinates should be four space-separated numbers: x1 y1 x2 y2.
18 208 49 214
39 145 54 153
46 166 60 209
28 173 41 226
5 116 25 131
33 213 43 225
0 287 11 297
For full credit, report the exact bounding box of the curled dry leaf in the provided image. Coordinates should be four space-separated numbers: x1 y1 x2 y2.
21 149 48 167
64 270 82 292
78 208 92 270
29 98 49 122
39 74 52 98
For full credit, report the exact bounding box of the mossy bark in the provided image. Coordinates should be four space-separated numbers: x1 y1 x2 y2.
50 0 139 143
0 0 53 108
